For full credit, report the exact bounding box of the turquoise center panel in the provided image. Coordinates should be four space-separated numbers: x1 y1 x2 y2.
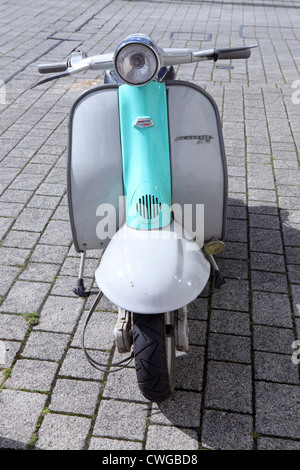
118 81 171 230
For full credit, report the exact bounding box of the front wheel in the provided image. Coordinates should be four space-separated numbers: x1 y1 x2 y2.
133 312 175 402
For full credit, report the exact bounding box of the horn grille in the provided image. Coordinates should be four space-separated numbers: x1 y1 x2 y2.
136 194 162 220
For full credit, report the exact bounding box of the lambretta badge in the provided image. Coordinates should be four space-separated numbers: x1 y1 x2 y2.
134 117 154 128
175 135 213 144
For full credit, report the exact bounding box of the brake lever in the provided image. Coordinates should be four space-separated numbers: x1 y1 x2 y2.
31 59 91 89
30 70 71 89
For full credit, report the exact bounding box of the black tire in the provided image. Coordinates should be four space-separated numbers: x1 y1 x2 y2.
133 313 175 402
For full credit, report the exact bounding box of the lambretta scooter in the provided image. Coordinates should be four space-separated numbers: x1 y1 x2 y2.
34 35 256 402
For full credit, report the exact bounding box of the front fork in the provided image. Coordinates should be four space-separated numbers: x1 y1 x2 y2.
114 308 189 354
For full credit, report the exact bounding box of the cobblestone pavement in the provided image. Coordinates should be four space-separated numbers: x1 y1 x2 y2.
0 0 299 451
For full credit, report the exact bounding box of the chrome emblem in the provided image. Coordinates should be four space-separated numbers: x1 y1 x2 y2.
134 117 154 128
175 135 213 144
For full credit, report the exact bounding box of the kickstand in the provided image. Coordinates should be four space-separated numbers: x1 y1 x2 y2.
73 250 89 297
208 254 226 289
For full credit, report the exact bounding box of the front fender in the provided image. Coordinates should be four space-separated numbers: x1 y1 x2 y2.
95 221 210 313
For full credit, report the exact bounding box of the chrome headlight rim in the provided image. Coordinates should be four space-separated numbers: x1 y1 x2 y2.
114 34 161 86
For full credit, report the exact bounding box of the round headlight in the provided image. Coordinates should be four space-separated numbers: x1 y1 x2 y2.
114 35 160 86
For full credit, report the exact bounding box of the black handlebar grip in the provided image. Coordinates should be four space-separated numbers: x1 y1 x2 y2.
215 47 252 61
38 61 69 74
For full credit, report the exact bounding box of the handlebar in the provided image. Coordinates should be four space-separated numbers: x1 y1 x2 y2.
32 44 257 88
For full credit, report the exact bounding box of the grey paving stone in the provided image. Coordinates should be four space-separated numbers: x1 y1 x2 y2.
0 340 21 372
250 252 286 273
35 181 66 196
19 262 60 282
151 390 201 429
291 284 300 317
102 365 147 403
278 196 300 211
282 222 300 247
247 171 275 191
275 168 300 186
254 351 299 384
0 436 27 450
211 279 249 312
257 437 300 450
0 217 13 239
22 163 52 176
30 243 69 264
39 220 72 246
216 258 249 280
49 378 100 415
59 347 107 381
210 310 250 336
205 361 252 413
52 205 69 221
0 313 28 340
225 219 247 243
0 246 31 267
93 400 148 441
248 201 279 216
188 320 207 346
0 265 19 296
253 325 295 355
1 280 50 314
22 330 70 361
226 204 247 219
281 209 300 225
228 177 247 194
250 228 283 254
146 425 198 451
0 202 23 217
255 382 299 439
252 291 293 328
36 413 91 450
72 310 117 350
89 437 143 450
208 333 251 364
176 346 204 391
220 241 248 260
287 264 300 285
27 195 61 210
187 298 208 320
0 389 47 444
2 230 40 249
5 359 59 391
8 174 43 191
201 410 253 450
249 213 280 230
35 295 84 334
0 188 33 204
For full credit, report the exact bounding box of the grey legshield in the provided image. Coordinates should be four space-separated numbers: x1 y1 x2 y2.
68 81 227 253
166 80 227 244
67 84 125 253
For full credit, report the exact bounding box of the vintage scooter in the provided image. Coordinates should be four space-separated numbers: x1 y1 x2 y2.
34 35 256 402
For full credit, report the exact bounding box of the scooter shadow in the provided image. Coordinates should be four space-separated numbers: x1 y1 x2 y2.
153 197 299 436
151 349 206 430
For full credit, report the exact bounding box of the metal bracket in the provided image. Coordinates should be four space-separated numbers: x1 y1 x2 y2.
175 306 189 352
114 308 133 353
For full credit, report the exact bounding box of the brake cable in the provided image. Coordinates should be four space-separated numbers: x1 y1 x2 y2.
81 291 134 373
